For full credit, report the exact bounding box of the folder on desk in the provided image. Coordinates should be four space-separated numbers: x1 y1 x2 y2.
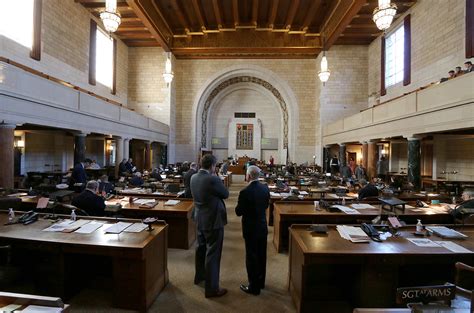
104 222 132 234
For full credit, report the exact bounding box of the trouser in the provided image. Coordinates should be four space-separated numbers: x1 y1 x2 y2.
195 227 224 292
244 234 267 291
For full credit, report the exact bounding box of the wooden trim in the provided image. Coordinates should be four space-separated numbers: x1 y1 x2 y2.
112 39 117 95
380 35 386 96
403 14 411 86
89 19 97 86
0 56 123 107
467 0 474 58
30 0 43 61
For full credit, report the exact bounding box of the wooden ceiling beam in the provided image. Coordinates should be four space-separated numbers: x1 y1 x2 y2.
285 0 299 29
115 31 154 38
126 0 171 51
251 0 258 26
212 0 223 28
192 0 207 31
170 0 191 32
123 39 160 47
268 0 279 28
117 26 148 31
346 23 378 29
232 0 239 27
301 0 322 31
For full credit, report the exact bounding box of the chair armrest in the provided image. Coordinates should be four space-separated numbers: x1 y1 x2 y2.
456 262 474 272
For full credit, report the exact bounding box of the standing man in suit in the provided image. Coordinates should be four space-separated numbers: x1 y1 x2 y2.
70 159 90 190
183 162 197 198
235 165 270 295
190 155 229 298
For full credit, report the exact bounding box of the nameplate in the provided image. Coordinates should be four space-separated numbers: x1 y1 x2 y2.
396 284 455 304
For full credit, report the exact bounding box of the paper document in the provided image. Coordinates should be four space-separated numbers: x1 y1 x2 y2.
299 191 309 196
435 241 471 253
104 222 132 234
124 223 148 233
351 204 375 210
165 200 180 206
280 193 291 198
336 225 370 243
290 186 298 190
134 199 156 205
406 238 440 247
0 304 22 312
7 193 28 197
333 205 360 215
21 305 63 313
177 190 185 196
152 191 164 195
75 221 104 234
43 219 89 232
270 192 281 197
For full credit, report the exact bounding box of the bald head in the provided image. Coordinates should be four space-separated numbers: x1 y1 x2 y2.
247 165 261 181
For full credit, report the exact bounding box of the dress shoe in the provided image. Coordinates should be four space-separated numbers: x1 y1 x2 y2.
194 278 204 285
240 284 260 295
205 288 227 298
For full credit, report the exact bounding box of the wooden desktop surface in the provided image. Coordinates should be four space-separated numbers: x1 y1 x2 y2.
289 224 474 313
117 198 196 249
273 202 453 253
0 213 168 312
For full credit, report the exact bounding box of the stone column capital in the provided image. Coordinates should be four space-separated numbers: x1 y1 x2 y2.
73 131 89 137
403 134 423 141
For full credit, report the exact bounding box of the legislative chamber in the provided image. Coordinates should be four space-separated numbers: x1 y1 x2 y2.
0 0 473 312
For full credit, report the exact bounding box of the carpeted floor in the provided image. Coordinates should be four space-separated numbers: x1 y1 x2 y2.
70 183 296 312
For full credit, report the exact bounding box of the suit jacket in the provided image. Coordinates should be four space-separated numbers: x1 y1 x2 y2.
358 183 379 200
71 163 87 185
71 189 106 216
119 162 128 174
183 168 197 198
235 181 270 239
190 169 229 230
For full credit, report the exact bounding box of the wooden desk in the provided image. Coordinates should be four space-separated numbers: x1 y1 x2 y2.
0 214 168 312
0 291 69 312
273 202 453 253
118 189 180 198
289 225 474 313
119 198 196 249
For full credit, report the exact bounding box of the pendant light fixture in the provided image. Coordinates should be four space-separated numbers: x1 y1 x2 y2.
318 37 330 85
163 52 174 87
373 0 397 31
100 0 121 33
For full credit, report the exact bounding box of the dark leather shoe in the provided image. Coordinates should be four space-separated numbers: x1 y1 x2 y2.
240 284 260 295
194 278 204 285
205 288 227 298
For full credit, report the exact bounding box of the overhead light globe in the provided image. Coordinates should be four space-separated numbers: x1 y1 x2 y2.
318 55 330 84
100 0 121 33
373 0 397 31
163 53 174 86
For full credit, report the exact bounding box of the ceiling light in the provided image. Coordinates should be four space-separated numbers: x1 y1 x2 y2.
163 52 174 86
100 0 121 33
318 52 330 85
373 0 397 31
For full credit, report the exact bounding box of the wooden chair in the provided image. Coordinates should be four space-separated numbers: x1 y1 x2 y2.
453 262 474 305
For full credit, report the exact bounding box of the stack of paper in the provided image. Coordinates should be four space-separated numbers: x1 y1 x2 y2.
299 191 309 196
43 219 90 232
332 205 361 214
270 192 281 197
165 200 180 206
75 221 104 234
104 222 133 234
21 305 63 313
337 225 370 243
124 223 148 233
134 199 157 205
351 203 375 210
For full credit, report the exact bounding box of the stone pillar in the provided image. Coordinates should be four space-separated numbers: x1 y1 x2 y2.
408 137 421 189
123 138 130 160
323 145 331 173
115 136 123 178
339 144 347 166
73 132 87 165
367 141 377 180
362 141 368 170
144 141 152 171
0 123 16 189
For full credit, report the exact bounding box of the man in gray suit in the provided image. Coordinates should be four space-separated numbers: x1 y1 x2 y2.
190 154 229 298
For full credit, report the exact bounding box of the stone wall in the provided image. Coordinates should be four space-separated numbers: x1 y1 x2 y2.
368 0 467 106
0 0 129 104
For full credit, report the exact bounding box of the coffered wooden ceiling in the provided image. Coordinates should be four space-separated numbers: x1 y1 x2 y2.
76 0 416 58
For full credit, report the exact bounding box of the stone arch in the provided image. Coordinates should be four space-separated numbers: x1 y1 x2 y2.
192 65 299 161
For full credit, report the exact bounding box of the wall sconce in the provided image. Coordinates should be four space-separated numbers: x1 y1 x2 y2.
16 140 25 148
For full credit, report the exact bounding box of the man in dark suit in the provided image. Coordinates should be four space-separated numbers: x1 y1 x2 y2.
118 159 128 175
235 165 270 295
183 162 197 198
190 155 229 298
71 180 106 216
70 159 90 190
358 179 379 200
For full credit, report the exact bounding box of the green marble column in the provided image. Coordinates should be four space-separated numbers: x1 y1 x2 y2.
74 133 87 165
339 144 347 166
408 138 421 189
323 146 331 173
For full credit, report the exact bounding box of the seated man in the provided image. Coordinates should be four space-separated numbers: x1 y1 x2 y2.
70 159 90 190
98 175 114 195
464 61 473 73
126 158 136 173
119 158 128 174
150 168 163 181
450 189 474 219
358 179 379 200
71 180 106 216
89 160 101 169
129 172 144 187
340 164 352 179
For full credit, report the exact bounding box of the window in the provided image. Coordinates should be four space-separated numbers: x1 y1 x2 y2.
385 25 404 87
234 112 256 118
95 27 114 89
0 0 35 48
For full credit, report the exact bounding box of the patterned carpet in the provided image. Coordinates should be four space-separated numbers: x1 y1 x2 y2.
70 182 296 312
